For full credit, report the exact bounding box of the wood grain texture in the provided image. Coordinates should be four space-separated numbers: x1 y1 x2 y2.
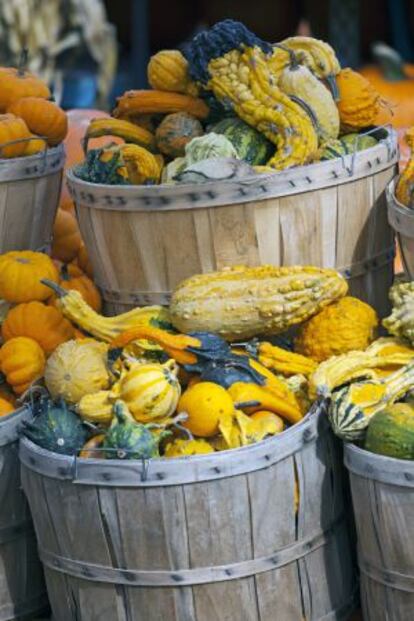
70 160 397 316
0 146 64 254
0 410 48 620
21 408 356 621
388 177 414 284
346 443 414 621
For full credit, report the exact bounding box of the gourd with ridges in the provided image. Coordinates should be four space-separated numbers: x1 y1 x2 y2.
295 296 378 362
0 251 58 303
0 336 45 395
84 117 156 152
42 279 172 343
318 133 377 161
113 90 209 120
243 341 317 377
115 359 181 423
365 403 414 460
183 20 318 169
395 127 414 207
77 390 114 425
103 400 170 459
22 397 87 455
329 362 414 440
44 339 110 404
383 281 414 345
170 265 348 341
208 117 274 165
147 49 199 96
278 63 340 141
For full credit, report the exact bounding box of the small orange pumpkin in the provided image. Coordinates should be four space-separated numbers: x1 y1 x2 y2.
22 134 47 156
8 97 68 146
0 53 50 112
0 397 14 416
0 251 58 303
2 301 75 355
0 337 46 395
52 209 82 263
76 243 93 278
50 263 101 312
0 113 31 158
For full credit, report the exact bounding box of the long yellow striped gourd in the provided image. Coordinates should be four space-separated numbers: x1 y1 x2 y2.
279 37 341 80
170 265 348 341
85 117 156 152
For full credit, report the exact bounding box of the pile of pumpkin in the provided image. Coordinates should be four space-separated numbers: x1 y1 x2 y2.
73 19 385 185
0 52 67 158
0 252 414 461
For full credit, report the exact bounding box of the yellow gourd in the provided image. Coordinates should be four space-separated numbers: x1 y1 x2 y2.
45 339 110 404
164 438 214 457
295 296 378 362
227 382 303 425
77 390 114 425
178 382 235 437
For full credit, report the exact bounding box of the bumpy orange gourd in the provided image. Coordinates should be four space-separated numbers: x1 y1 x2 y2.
7 97 68 146
0 251 58 303
2 301 74 355
50 264 101 312
396 127 414 207
0 337 46 395
0 397 14 416
295 296 378 362
0 113 31 158
148 50 199 96
52 209 82 263
113 90 209 120
336 68 381 131
0 58 50 112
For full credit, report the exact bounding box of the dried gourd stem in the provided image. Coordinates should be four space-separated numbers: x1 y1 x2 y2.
41 278 67 297
273 43 298 67
289 94 320 134
17 48 29 77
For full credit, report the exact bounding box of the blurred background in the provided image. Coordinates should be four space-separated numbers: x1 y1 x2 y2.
1 0 414 125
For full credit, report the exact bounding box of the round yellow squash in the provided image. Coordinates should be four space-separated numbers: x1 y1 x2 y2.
295 296 378 362
178 382 235 437
44 339 110 404
117 359 181 423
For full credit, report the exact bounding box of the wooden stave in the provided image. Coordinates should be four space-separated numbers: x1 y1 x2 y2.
0 408 48 620
20 406 357 621
387 177 414 280
0 145 64 254
345 443 414 619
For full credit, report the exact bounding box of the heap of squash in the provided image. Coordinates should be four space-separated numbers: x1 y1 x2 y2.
74 19 386 185
0 52 67 158
1 251 414 461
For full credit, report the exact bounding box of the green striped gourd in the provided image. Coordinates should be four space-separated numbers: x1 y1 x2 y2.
209 117 274 165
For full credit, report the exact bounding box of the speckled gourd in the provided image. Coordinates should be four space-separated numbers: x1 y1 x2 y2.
170 265 348 341
383 282 414 345
329 362 414 440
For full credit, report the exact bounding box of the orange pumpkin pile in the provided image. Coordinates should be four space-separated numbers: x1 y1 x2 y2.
0 54 67 159
0 250 101 403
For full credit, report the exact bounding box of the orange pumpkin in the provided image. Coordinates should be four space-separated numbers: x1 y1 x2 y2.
50 263 101 312
7 97 68 146
0 398 14 416
0 113 31 158
0 53 50 112
52 209 82 263
76 243 93 278
0 337 46 395
22 134 47 156
2 301 75 355
0 251 58 303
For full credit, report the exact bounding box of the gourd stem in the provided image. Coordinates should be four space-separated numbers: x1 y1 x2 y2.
60 263 70 281
273 43 298 68
40 278 68 297
17 48 29 77
234 400 261 409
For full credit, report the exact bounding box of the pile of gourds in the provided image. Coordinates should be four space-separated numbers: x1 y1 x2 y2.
73 19 386 185
0 51 67 158
1 252 414 462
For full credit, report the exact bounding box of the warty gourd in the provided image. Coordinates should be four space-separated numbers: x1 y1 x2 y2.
169 265 348 341
383 281 414 345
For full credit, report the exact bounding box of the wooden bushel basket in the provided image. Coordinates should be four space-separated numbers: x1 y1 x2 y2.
0 407 47 620
345 443 414 621
20 405 357 621
387 177 414 279
0 140 64 253
67 128 398 317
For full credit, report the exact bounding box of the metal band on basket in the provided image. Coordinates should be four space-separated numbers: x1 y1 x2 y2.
38 515 345 587
94 246 395 307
